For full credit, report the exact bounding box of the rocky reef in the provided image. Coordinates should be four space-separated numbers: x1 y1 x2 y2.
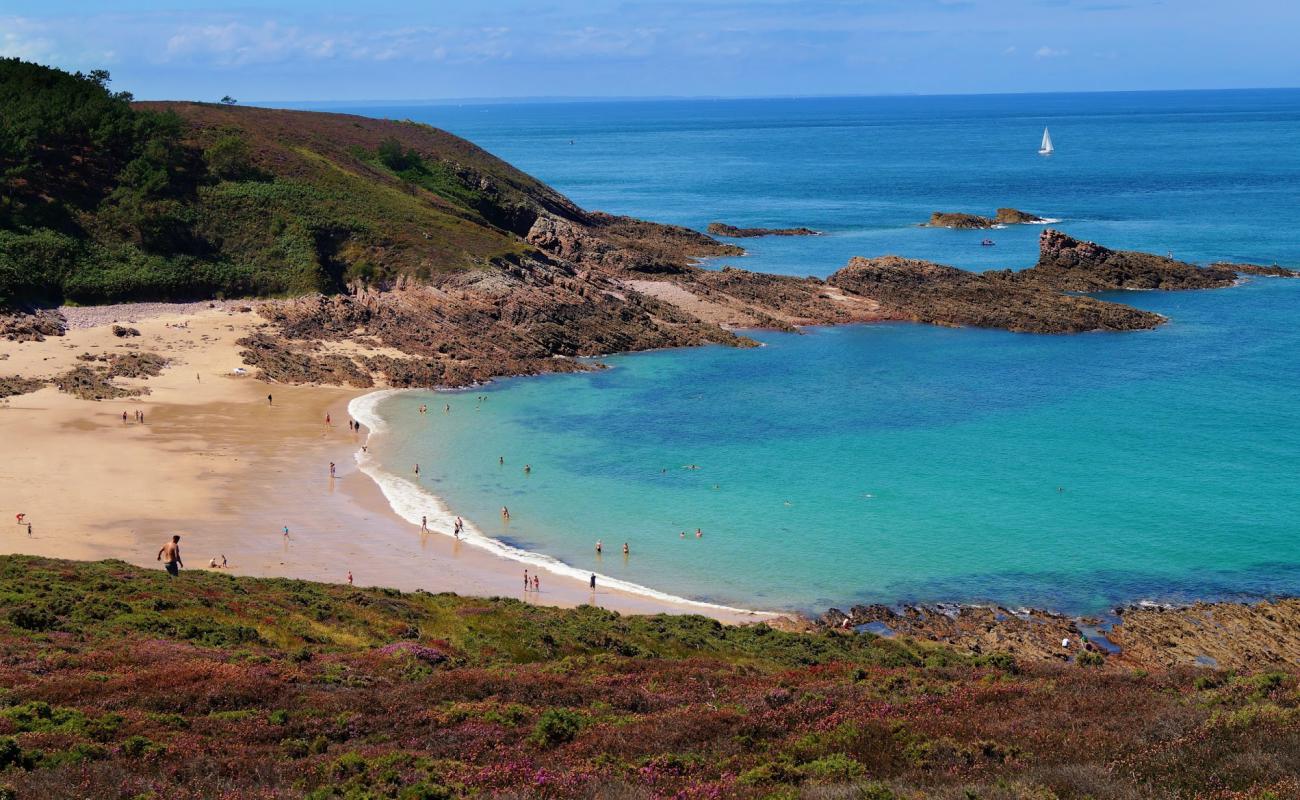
706 222 820 238
1212 262 1300 278
925 208 1045 228
828 254 1163 334
822 597 1300 672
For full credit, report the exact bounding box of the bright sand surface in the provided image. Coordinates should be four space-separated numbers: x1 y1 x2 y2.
0 305 771 623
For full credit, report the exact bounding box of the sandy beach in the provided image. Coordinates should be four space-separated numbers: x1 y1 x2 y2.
0 304 771 623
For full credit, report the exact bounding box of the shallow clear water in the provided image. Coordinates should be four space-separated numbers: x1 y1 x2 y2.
330 92 1300 614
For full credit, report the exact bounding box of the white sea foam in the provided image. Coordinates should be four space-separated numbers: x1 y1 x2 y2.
347 390 768 617
1027 218 1062 225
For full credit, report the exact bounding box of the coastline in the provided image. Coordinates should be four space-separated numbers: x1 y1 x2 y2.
7 301 1300 669
0 305 773 625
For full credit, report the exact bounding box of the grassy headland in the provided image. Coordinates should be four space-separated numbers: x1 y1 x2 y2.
1 555 1298 799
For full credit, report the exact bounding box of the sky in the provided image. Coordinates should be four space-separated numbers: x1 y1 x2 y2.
2 1 1298 102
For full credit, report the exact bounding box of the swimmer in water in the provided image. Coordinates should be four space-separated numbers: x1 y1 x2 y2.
524 464 531 474
696 528 702 538
595 540 602 554
414 464 420 475
622 542 629 555
502 506 510 520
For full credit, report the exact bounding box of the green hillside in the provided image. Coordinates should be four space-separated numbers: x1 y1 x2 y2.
0 59 590 307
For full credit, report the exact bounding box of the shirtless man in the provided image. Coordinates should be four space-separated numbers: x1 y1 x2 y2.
157 535 183 577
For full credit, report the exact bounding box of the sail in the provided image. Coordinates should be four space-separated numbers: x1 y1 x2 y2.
1040 127 1054 154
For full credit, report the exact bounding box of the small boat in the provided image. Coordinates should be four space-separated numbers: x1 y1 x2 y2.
981 239 996 247
1038 127 1054 155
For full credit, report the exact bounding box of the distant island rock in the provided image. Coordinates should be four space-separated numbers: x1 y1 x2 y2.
925 208 1047 229
707 222 820 238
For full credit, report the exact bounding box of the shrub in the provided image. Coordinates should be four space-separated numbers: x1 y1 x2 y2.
120 735 163 759
1077 650 1105 668
528 708 586 749
800 753 867 782
398 783 452 800
7 605 58 632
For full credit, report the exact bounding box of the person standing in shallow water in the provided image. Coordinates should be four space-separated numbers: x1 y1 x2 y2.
157 535 183 577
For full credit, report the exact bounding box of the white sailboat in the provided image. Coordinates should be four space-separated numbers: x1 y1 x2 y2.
1038 127 1054 155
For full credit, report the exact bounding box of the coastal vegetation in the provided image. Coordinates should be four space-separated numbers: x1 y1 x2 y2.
1 555 1298 798
0 58 566 307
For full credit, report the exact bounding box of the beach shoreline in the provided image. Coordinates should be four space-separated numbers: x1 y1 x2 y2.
0 304 776 625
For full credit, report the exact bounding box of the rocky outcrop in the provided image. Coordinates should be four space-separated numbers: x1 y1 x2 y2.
926 209 1046 228
52 365 148 400
926 212 996 229
527 213 742 276
1107 599 1300 671
249 254 746 388
1 310 65 342
0 376 46 398
1028 229 1237 291
994 208 1045 225
1211 262 1300 278
828 255 1163 333
707 222 820 238
238 334 375 388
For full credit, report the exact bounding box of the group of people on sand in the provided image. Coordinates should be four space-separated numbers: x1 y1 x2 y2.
121 409 146 424
523 569 540 593
14 513 31 537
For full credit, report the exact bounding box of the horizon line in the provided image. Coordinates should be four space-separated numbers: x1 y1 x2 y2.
225 85 1300 108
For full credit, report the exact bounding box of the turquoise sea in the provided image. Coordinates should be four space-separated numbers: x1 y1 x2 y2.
333 92 1300 614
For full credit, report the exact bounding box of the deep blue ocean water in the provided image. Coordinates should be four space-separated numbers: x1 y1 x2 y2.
328 92 1300 614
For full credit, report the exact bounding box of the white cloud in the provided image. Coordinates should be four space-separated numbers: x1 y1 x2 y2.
0 17 57 61
1034 45 1069 58
1002 45 1017 55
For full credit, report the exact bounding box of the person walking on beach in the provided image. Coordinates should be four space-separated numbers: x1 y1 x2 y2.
157 535 183 577
325 413 331 426
421 515 428 533
329 462 336 478
524 569 530 591
282 525 290 541
589 574 597 591
26 522 31 537
267 394 273 405
122 411 128 423
347 571 353 586
454 516 463 537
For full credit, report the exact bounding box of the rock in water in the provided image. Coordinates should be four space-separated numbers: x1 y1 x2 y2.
994 208 1046 224
925 212 996 229
706 222 820 238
